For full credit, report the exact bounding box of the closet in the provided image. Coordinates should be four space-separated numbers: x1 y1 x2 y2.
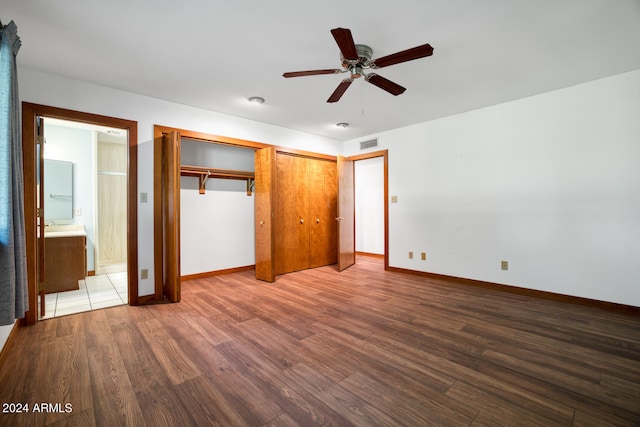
255 148 343 282
155 126 356 294
275 152 337 273
154 129 257 302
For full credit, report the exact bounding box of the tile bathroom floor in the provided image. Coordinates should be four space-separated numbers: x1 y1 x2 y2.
39 272 128 319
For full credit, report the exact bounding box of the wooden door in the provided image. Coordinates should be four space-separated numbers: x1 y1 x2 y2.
254 147 275 282
275 154 311 274
337 155 355 271
161 131 181 302
37 117 46 316
309 158 337 268
274 153 295 274
292 156 310 271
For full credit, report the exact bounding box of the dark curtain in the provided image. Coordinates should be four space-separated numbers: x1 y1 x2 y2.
0 20 28 325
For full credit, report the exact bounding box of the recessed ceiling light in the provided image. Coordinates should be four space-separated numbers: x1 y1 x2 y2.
336 122 349 128
248 96 265 104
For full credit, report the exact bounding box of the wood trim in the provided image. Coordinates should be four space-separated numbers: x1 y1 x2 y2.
274 147 336 161
356 251 384 258
181 265 255 281
347 149 388 162
153 133 163 300
0 321 20 368
21 102 139 325
387 266 640 315
21 103 38 325
154 125 270 150
154 125 337 161
137 294 157 305
346 150 389 270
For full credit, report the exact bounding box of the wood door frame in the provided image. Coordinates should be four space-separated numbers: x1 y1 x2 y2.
346 150 389 270
21 102 139 325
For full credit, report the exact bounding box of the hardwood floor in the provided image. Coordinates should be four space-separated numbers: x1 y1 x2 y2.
1 255 639 426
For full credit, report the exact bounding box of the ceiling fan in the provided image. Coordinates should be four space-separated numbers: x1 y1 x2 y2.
283 27 434 103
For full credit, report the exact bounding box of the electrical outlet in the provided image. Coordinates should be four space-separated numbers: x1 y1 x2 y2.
141 268 148 279
140 192 148 203
501 261 508 271
421 252 426 260
391 195 398 203
408 251 413 259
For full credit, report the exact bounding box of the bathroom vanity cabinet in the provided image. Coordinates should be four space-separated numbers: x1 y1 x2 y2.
44 228 87 294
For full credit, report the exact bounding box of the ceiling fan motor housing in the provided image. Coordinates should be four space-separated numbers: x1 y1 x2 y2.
342 44 373 73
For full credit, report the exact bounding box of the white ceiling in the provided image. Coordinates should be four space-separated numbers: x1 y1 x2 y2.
4 0 640 140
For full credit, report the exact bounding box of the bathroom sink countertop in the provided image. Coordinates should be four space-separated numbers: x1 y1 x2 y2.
44 224 86 238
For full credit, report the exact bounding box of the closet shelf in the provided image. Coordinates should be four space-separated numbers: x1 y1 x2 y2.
180 165 255 195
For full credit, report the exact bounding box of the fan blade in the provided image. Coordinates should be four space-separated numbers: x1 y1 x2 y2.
370 43 434 68
283 69 343 78
330 27 359 61
327 78 353 103
366 74 406 96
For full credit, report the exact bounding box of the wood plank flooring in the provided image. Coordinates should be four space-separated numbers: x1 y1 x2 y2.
1 255 639 426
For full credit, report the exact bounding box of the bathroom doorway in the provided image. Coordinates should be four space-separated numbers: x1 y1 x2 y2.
39 118 128 318
21 103 139 325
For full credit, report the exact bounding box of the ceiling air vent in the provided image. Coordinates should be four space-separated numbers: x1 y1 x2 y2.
360 138 378 150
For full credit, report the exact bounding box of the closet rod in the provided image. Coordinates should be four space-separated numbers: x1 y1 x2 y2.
180 164 255 195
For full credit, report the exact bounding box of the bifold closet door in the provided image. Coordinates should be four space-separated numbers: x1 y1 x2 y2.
275 154 310 274
254 147 275 282
155 130 181 302
309 158 338 268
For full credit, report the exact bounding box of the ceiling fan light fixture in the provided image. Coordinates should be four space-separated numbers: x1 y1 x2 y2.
282 28 433 103
336 122 349 128
248 96 265 104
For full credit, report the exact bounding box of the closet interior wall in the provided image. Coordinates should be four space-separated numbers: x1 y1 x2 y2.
179 138 256 277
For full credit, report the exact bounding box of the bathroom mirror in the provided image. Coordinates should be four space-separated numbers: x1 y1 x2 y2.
44 159 73 220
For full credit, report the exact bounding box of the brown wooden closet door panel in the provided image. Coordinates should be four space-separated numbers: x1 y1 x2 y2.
275 154 296 274
292 156 310 271
254 147 275 282
161 131 181 302
309 159 337 268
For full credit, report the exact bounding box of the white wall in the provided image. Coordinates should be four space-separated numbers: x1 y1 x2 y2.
345 69 640 307
180 189 255 275
0 322 14 355
18 67 342 297
179 139 256 275
355 157 384 254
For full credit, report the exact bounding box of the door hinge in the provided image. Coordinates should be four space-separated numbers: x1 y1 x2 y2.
36 208 42 217
38 282 45 292
37 135 45 145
